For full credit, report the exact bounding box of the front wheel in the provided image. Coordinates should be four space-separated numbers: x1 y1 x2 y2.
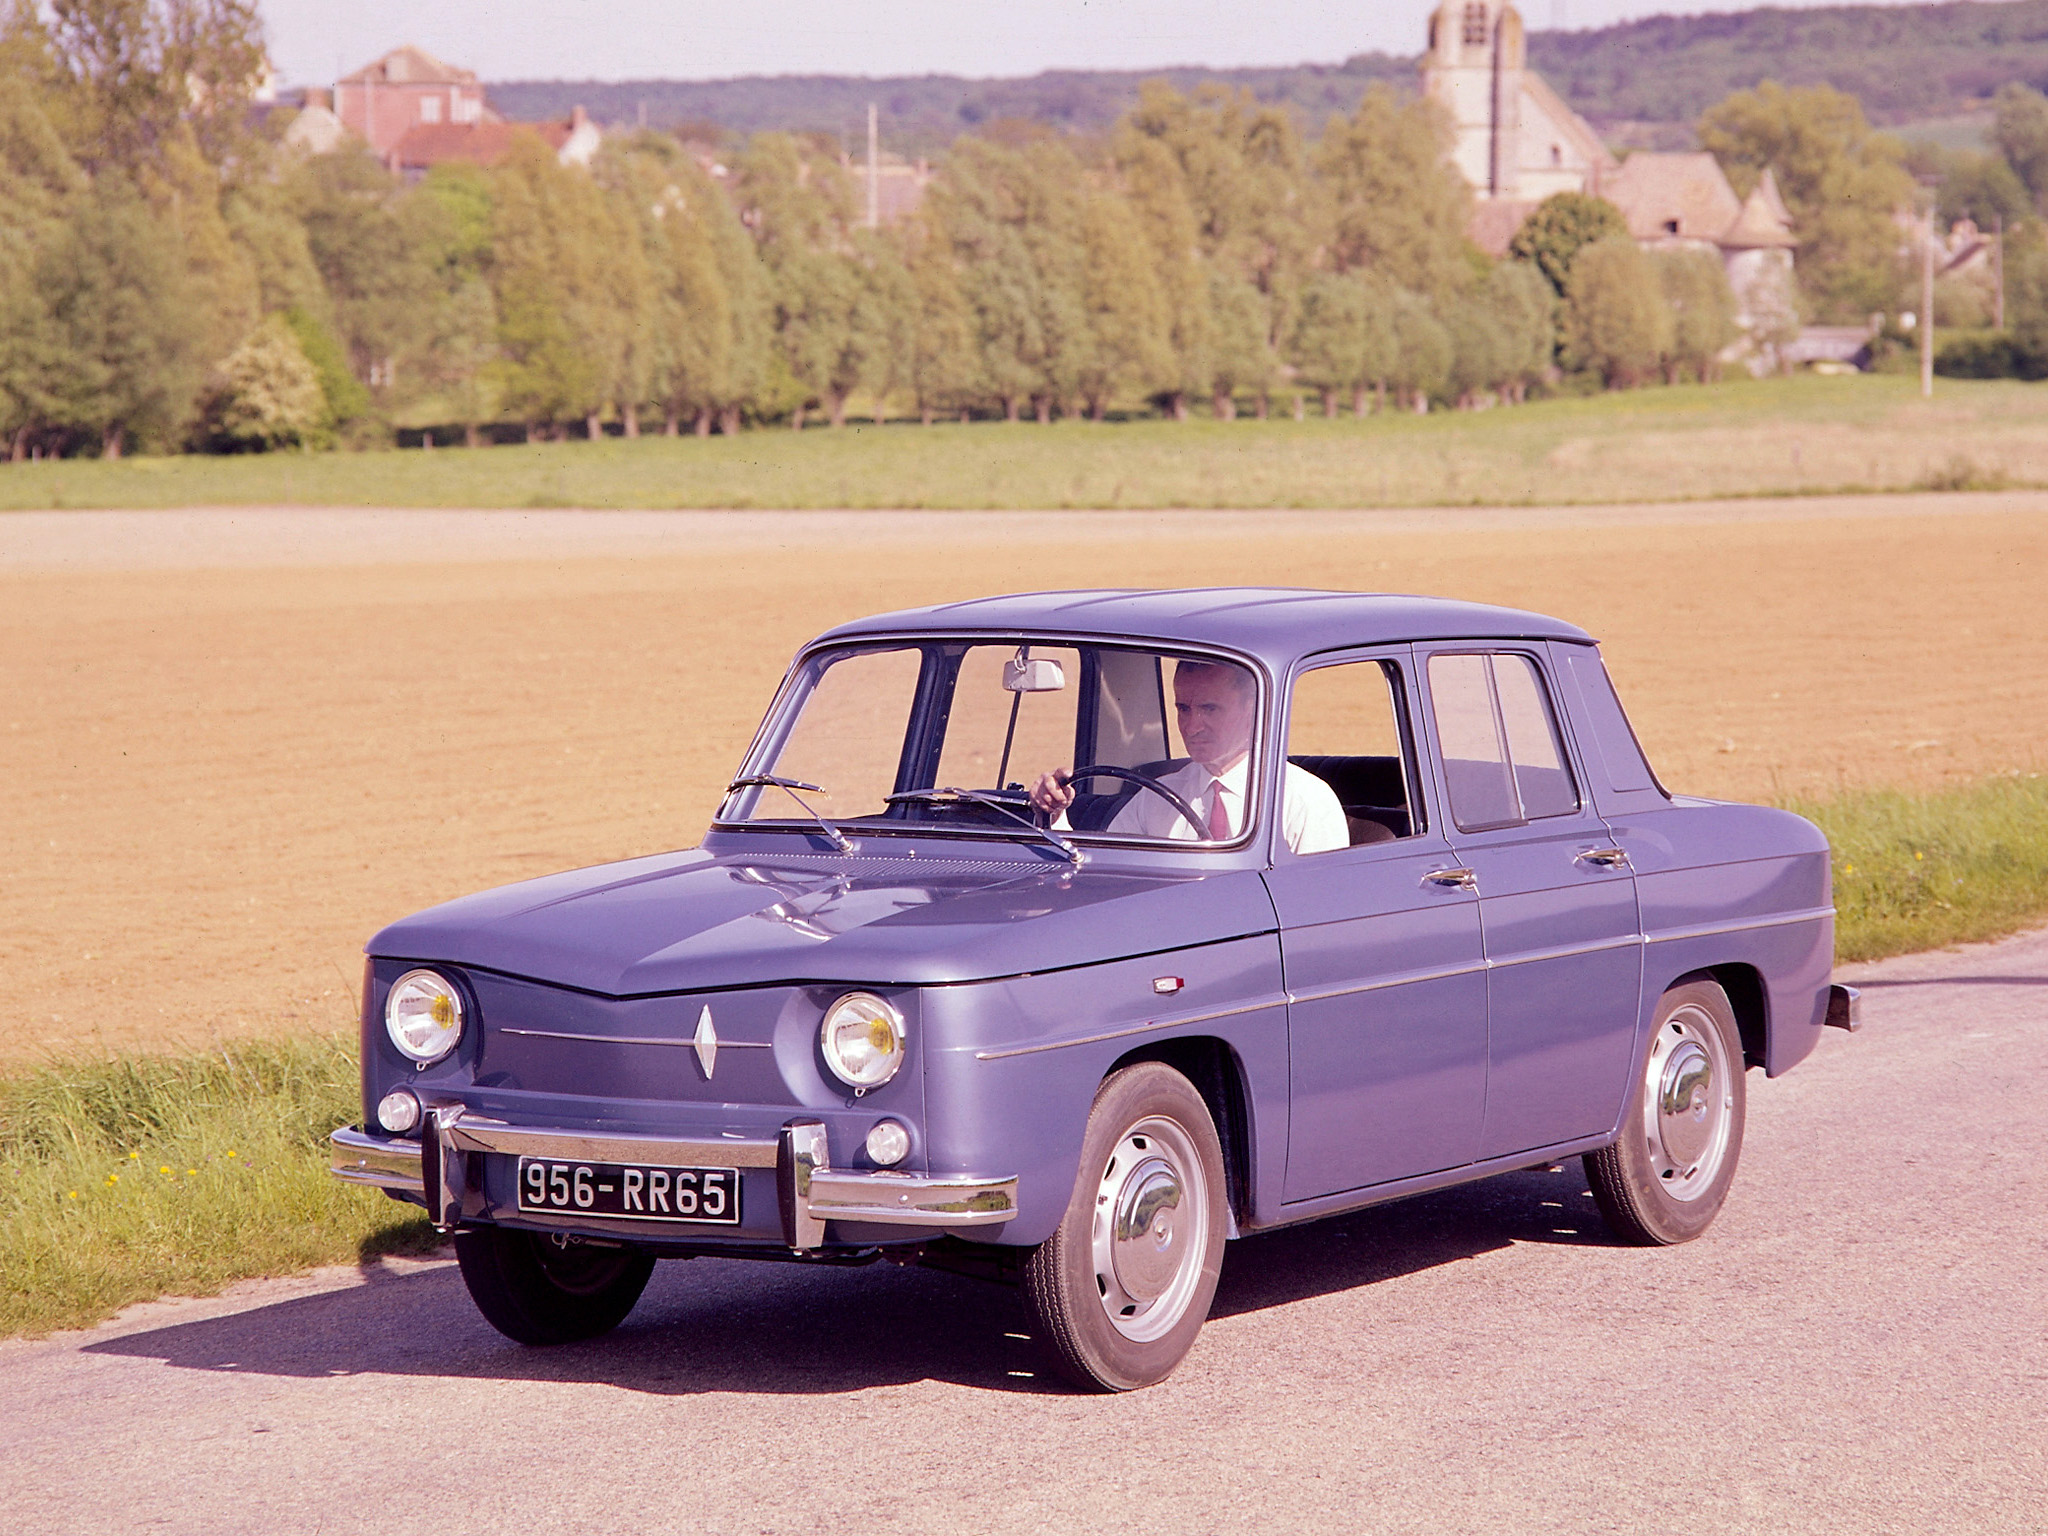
455 1226 655 1345
1584 979 1747 1246
1022 1062 1228 1391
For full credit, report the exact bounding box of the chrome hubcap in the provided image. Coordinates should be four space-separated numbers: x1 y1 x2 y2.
1091 1115 1209 1342
1641 1004 1734 1201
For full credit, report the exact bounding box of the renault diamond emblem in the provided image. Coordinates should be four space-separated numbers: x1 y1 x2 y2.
693 1006 718 1079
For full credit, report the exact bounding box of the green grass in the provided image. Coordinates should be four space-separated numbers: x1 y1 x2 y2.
1795 773 2048 964
2 374 2045 511
0 1034 437 1339
4 770 2045 1338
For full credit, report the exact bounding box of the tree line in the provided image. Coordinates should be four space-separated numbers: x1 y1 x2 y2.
3 1 2044 460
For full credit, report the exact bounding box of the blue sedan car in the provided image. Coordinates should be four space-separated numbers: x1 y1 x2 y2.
332 589 1857 1390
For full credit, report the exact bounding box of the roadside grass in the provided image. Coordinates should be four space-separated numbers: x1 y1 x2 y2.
0 1034 437 1339
2 374 2045 512
3 771 2044 1339
1795 772 2048 963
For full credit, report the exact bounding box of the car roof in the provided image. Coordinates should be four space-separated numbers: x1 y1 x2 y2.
813 588 1593 668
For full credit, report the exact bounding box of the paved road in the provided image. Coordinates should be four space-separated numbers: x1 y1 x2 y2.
4 931 2044 1535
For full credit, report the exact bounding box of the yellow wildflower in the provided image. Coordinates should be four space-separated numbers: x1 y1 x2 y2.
66 1191 78 1199
128 1150 140 1160
159 1165 172 1175
226 1150 238 1158
186 1168 198 1176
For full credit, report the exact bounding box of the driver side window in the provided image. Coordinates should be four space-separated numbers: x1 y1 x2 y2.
1286 659 1422 849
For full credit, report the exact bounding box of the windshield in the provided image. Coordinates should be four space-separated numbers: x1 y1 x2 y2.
721 640 1262 847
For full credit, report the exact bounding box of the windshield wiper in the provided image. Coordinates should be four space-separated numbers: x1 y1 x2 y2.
885 787 1085 866
726 774 855 854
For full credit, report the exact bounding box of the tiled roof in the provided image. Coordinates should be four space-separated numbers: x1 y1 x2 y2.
339 45 478 88
389 120 570 169
1603 152 1743 243
1721 170 1799 250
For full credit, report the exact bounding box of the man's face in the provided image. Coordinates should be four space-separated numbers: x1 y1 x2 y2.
1174 664 1255 774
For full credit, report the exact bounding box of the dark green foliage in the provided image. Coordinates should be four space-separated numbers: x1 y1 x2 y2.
1993 84 2048 214
1700 82 1915 322
1525 0 2048 129
283 306 370 429
1508 192 1631 297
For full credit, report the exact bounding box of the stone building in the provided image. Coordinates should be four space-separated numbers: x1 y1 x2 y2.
1423 0 1801 361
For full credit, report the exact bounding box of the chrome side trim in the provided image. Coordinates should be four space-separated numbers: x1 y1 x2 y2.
806 1169 1020 1227
1483 933 1645 971
498 1027 774 1050
445 1117 782 1169
972 991 1289 1061
329 1126 425 1195
1645 907 1835 945
1289 960 1489 1006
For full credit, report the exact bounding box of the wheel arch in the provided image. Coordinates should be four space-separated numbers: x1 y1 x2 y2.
1105 1035 1251 1236
1666 963 1768 1071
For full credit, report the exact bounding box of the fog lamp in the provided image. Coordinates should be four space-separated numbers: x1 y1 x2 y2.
385 969 464 1064
865 1120 911 1166
376 1088 422 1134
819 992 906 1089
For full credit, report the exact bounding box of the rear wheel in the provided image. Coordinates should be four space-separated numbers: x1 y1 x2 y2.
1584 980 1747 1246
455 1226 655 1345
1022 1063 1227 1392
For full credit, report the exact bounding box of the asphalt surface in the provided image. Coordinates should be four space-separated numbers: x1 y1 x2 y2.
3 929 2044 1536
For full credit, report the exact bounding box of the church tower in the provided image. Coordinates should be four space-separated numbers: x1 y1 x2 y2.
1422 0 1527 199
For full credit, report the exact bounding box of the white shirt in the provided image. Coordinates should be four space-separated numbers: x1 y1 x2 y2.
1085 757 1349 854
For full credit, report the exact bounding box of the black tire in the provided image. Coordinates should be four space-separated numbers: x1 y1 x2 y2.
454 1226 655 1345
1584 980 1748 1246
1022 1062 1228 1392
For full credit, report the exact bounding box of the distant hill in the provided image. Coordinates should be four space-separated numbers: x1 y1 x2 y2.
490 0 2048 150
487 57 1414 156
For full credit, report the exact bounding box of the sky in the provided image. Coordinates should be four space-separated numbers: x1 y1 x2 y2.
259 0 1950 89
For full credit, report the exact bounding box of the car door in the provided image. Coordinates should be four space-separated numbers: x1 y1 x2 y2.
1266 649 1489 1202
1418 647 1644 1161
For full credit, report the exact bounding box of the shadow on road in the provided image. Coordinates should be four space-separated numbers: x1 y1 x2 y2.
84 1164 1611 1397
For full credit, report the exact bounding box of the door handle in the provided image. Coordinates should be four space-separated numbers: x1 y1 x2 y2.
1423 867 1478 891
1576 846 1631 869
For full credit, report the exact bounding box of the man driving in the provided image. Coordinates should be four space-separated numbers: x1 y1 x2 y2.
1031 658 1349 854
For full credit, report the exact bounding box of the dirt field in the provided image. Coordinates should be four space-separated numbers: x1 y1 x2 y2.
4 494 2044 1066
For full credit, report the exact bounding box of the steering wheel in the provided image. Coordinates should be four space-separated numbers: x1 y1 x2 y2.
1062 765 1210 840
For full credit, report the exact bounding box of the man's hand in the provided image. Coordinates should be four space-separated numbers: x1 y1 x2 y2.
1030 768 1075 817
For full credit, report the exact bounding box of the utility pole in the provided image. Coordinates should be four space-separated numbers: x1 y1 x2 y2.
866 103 880 230
1920 199 1935 400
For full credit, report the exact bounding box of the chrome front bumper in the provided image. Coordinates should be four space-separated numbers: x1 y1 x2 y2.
330 1112 1017 1252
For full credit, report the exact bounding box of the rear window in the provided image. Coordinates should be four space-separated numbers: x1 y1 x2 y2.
1426 652 1581 831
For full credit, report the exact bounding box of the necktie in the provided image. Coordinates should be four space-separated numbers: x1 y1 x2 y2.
1205 780 1231 841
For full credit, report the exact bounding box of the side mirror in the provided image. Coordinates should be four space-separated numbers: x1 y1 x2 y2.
1003 657 1066 693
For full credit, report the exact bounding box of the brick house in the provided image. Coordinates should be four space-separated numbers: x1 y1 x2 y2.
335 45 492 157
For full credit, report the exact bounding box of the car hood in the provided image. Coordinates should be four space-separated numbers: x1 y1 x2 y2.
368 846 1277 996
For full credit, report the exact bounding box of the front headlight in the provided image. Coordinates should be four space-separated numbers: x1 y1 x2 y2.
385 969 464 1064
819 992 906 1089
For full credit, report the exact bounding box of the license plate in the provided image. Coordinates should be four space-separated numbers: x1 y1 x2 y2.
516 1157 741 1225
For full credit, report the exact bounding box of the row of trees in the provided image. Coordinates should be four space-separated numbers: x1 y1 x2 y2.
3 2 2039 458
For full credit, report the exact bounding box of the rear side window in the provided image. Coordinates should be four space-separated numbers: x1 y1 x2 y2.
1427 652 1582 831
1562 647 1662 795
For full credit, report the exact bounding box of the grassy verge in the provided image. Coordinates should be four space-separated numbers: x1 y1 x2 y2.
3 772 2044 1339
1794 772 2048 963
0 375 2044 512
0 1034 437 1339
